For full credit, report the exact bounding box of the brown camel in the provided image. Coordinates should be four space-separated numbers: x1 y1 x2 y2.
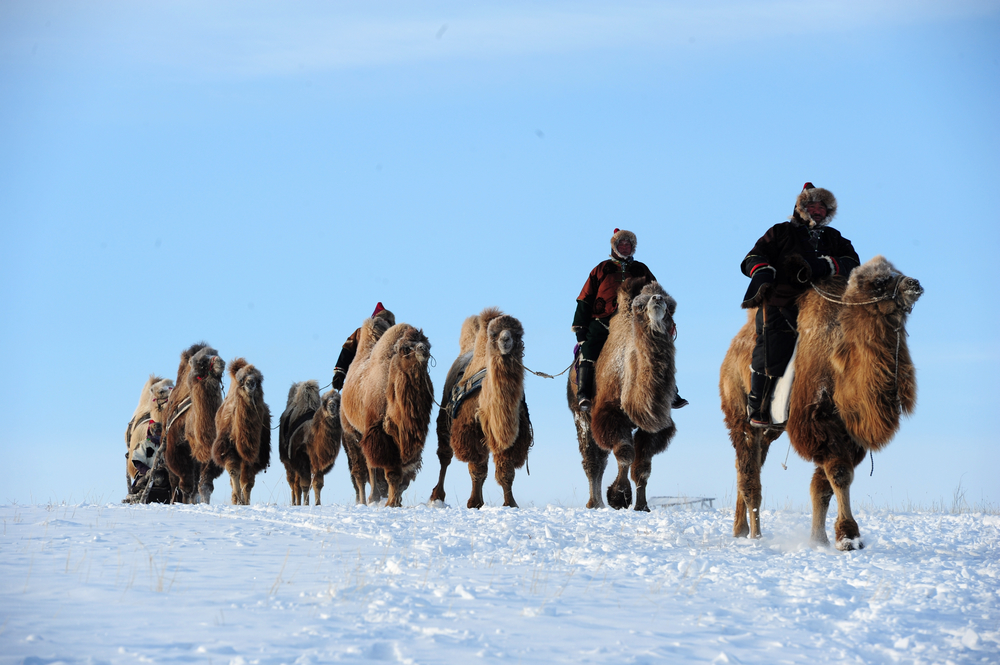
568 278 679 511
305 389 343 505
720 256 922 549
212 358 271 505
125 374 173 493
341 321 434 507
428 315 480 503
432 308 532 509
163 343 225 504
278 380 320 505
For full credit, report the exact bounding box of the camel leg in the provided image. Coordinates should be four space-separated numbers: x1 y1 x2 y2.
592 402 635 510
606 442 635 510
429 410 452 503
342 427 368 505
198 461 223 505
575 412 608 509
385 467 404 507
467 460 488 509
240 464 255 506
824 459 862 550
494 452 518 508
632 427 675 513
368 468 388 505
285 467 300 505
809 466 833 547
313 473 324 506
733 428 765 538
229 468 241 505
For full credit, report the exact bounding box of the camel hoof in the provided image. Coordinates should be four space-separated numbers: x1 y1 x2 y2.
429 487 446 503
634 502 650 513
836 537 864 552
606 484 632 510
733 523 750 538
585 498 602 509
467 497 484 510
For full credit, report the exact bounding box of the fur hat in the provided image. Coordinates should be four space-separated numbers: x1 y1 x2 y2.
371 302 396 326
611 228 637 259
794 182 837 227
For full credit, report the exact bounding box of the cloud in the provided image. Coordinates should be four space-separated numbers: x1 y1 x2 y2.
2 0 997 79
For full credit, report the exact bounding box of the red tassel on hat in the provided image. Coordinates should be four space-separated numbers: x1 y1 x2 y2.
802 182 814 191
371 302 385 317
614 228 620 234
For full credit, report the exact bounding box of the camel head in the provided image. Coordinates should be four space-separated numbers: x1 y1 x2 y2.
394 327 431 365
189 346 224 384
150 378 174 406
631 281 677 336
843 255 923 318
228 358 263 403
487 315 524 359
320 390 341 421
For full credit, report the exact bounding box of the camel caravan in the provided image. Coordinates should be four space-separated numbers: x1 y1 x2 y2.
122 187 923 551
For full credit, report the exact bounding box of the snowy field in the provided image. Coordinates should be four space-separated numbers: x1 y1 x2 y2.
1 502 997 665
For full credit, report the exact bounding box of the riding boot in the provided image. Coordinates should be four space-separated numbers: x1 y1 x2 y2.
672 391 689 409
747 370 774 427
577 361 595 412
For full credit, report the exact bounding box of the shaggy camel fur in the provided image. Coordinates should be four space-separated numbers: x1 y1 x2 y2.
338 317 393 504
278 380 320 505
164 344 226 504
341 321 434 507
428 315 480 503
212 358 271 505
305 390 343 505
433 308 532 509
568 279 679 511
720 256 922 549
125 374 173 492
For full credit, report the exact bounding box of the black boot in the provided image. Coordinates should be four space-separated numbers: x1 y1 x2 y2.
577 362 595 412
747 371 774 427
672 392 689 409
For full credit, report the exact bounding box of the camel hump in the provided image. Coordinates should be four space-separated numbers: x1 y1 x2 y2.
458 315 481 355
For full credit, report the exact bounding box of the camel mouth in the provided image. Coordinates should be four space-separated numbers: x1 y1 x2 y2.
496 332 515 355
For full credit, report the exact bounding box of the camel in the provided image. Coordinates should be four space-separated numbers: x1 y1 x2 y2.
278 380 320 505
341 320 434 507
305 390 343 505
431 308 532 509
568 278 679 511
212 358 271 505
125 374 173 494
720 256 922 549
428 315 480 503
163 343 226 504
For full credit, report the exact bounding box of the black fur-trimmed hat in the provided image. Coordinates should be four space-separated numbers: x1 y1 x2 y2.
794 182 837 227
611 228 637 259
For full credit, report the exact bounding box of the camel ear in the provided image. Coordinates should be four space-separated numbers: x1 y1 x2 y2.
665 295 677 317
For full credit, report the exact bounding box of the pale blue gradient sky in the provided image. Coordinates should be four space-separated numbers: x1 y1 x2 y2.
1 1 997 509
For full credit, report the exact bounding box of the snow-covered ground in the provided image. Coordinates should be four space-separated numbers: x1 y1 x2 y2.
1 502 997 664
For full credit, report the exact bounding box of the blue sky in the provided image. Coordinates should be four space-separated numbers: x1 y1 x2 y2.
1 1 998 509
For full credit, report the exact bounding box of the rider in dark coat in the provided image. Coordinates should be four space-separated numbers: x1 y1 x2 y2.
741 183 860 426
330 302 396 391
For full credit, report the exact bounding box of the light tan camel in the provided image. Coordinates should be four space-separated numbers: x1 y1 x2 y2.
567 278 679 511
